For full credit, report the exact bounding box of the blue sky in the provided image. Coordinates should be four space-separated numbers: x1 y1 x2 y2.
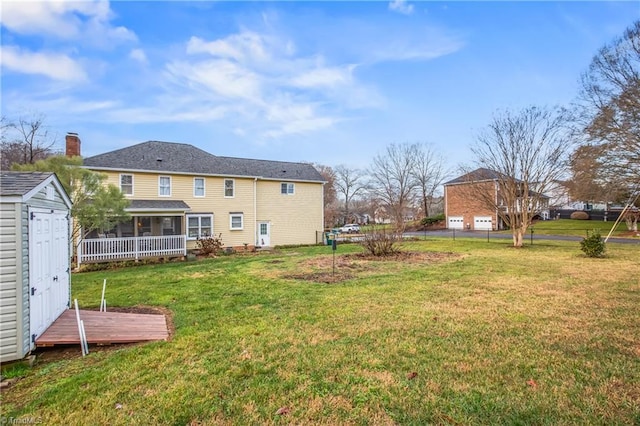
1 1 637 171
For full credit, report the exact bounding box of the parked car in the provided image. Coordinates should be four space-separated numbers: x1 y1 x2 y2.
339 223 361 234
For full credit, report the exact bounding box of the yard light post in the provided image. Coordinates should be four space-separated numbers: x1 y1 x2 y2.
530 228 534 245
332 238 337 277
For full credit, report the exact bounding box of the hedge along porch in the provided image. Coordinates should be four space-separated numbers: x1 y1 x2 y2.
0 172 72 362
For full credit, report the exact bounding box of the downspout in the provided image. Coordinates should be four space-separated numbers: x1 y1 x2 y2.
254 178 257 246
444 185 448 226
322 182 326 237
495 181 499 230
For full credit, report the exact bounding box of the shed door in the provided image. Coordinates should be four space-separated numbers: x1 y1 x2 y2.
29 209 69 343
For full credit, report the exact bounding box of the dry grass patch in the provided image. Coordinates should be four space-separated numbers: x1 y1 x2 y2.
284 251 461 283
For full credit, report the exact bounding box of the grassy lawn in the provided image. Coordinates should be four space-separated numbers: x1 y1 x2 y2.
2 239 639 424
530 218 632 237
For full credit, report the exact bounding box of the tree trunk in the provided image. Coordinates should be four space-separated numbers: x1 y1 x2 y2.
512 228 525 247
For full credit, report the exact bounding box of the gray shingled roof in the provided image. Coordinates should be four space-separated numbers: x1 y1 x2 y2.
127 200 191 211
84 141 325 182
444 168 504 185
0 171 54 196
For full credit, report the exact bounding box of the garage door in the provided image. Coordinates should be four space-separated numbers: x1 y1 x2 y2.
448 216 464 229
29 208 69 343
474 216 493 230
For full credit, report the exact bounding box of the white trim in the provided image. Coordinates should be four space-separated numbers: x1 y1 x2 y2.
82 166 326 184
158 175 171 197
224 178 235 198
193 177 205 198
120 173 134 196
229 213 244 230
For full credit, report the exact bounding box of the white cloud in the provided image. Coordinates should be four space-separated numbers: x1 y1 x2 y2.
129 48 148 64
162 31 379 138
389 0 414 15
0 46 87 82
291 65 356 89
0 0 136 45
166 59 262 102
186 32 271 63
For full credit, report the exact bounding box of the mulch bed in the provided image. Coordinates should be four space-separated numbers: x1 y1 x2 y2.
286 251 460 284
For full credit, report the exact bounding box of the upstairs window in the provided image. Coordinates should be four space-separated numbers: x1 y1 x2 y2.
159 176 171 196
281 182 294 195
120 174 133 195
194 178 205 197
224 179 235 198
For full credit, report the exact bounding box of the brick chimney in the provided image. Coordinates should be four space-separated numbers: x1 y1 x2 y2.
65 132 81 157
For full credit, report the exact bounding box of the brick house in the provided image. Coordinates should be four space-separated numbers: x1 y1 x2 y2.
444 169 502 230
444 168 550 231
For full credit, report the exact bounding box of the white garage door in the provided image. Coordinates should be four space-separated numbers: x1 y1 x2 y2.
448 216 464 229
474 216 493 230
29 208 69 344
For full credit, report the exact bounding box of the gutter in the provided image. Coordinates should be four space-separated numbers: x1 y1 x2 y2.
254 178 257 246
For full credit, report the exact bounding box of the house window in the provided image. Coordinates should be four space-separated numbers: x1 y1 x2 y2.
281 182 294 195
194 178 205 197
224 179 234 197
229 213 244 230
159 176 171 196
120 174 133 195
187 214 213 240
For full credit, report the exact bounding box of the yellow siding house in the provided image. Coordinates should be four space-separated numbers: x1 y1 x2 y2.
74 135 324 260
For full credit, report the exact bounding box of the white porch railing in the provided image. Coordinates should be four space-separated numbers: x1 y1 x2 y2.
78 235 187 266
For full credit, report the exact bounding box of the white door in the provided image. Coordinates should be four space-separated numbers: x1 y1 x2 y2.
51 212 70 319
258 222 270 247
448 216 464 229
474 216 493 230
29 208 69 343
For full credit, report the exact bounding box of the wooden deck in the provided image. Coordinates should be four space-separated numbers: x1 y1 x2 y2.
36 309 169 347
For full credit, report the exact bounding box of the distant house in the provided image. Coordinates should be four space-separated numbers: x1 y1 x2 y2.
444 168 550 231
69 134 325 263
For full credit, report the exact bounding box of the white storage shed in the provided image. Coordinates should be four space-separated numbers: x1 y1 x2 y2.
0 172 72 362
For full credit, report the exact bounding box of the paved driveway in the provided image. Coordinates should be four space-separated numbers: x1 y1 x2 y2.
404 230 640 245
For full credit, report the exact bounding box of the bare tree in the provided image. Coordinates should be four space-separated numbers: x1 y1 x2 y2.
1 114 58 169
470 106 571 247
413 143 447 219
334 165 367 224
576 20 640 198
568 144 626 206
312 163 340 228
369 143 419 231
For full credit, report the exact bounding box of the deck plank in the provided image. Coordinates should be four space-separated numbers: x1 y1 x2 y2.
36 309 169 346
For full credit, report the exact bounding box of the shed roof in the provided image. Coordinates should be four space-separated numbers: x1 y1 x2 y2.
84 141 325 182
0 171 72 208
0 172 54 196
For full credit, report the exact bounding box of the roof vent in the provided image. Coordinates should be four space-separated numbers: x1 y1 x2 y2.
157 158 163 162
